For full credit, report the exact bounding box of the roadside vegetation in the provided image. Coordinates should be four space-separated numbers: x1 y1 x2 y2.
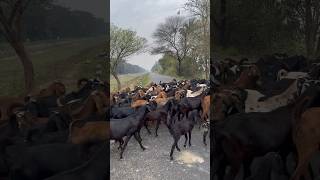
110 73 150 92
0 37 106 96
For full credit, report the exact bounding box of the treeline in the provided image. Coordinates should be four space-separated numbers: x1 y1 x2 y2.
151 54 205 78
0 2 106 42
213 0 320 57
117 62 146 75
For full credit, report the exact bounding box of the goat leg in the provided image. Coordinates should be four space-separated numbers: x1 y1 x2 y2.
155 119 161 137
203 131 208 146
134 132 146 151
117 139 124 150
170 139 179 160
176 144 181 152
184 134 188 148
175 136 181 151
188 131 192 147
144 121 151 135
120 134 133 159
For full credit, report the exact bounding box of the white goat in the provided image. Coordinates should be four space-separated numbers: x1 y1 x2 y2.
277 69 308 81
245 80 298 112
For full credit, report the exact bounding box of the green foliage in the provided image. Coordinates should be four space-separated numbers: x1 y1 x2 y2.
110 24 147 74
116 62 146 74
0 37 105 96
213 0 302 55
0 2 106 42
151 54 206 79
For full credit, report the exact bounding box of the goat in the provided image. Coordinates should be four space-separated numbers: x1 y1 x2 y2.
131 99 148 109
245 79 298 112
68 120 109 145
166 110 198 160
186 86 205 97
277 69 308 81
71 91 107 120
291 91 320 180
233 65 261 89
110 104 155 159
44 143 109 180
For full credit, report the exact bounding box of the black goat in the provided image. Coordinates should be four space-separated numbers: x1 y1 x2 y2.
111 106 134 119
5 143 90 180
166 110 198 160
110 104 155 159
44 143 109 180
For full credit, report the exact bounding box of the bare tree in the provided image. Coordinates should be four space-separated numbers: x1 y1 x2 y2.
110 24 147 91
152 16 192 76
0 0 48 94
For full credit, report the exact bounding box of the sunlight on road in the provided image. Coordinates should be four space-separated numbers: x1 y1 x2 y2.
176 151 204 165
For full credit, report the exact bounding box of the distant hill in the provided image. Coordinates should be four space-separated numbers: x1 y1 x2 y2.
116 62 147 74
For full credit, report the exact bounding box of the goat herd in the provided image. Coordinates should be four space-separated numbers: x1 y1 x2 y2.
212 54 320 180
0 79 109 180
0 75 210 180
1 53 320 180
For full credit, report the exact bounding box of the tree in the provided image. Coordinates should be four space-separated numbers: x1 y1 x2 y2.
152 16 192 76
185 0 210 79
0 0 49 94
110 24 147 91
287 0 320 57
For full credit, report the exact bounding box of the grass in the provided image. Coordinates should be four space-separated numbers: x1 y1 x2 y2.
110 73 151 93
0 36 107 96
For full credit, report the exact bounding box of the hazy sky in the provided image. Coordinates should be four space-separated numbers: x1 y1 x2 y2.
111 0 188 71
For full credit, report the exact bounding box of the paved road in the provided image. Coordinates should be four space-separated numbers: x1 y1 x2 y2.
110 126 210 180
149 73 175 84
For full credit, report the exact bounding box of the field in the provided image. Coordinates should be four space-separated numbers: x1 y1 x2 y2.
0 37 107 96
110 73 151 92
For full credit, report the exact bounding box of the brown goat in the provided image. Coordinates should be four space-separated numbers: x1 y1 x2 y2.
68 120 109 144
0 96 24 121
233 65 261 89
201 95 210 122
131 99 148 109
291 106 320 180
32 81 66 98
71 91 107 120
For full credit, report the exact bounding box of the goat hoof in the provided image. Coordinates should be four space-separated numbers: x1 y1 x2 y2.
183 145 186 148
170 157 173 161
189 144 191 147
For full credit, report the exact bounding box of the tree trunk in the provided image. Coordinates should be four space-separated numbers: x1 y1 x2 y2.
305 0 313 57
316 34 320 56
177 59 182 76
10 40 34 95
112 72 121 91
205 58 209 79
220 0 227 47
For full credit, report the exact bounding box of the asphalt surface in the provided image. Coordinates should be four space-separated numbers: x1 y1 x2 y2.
149 73 175 84
110 125 210 180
